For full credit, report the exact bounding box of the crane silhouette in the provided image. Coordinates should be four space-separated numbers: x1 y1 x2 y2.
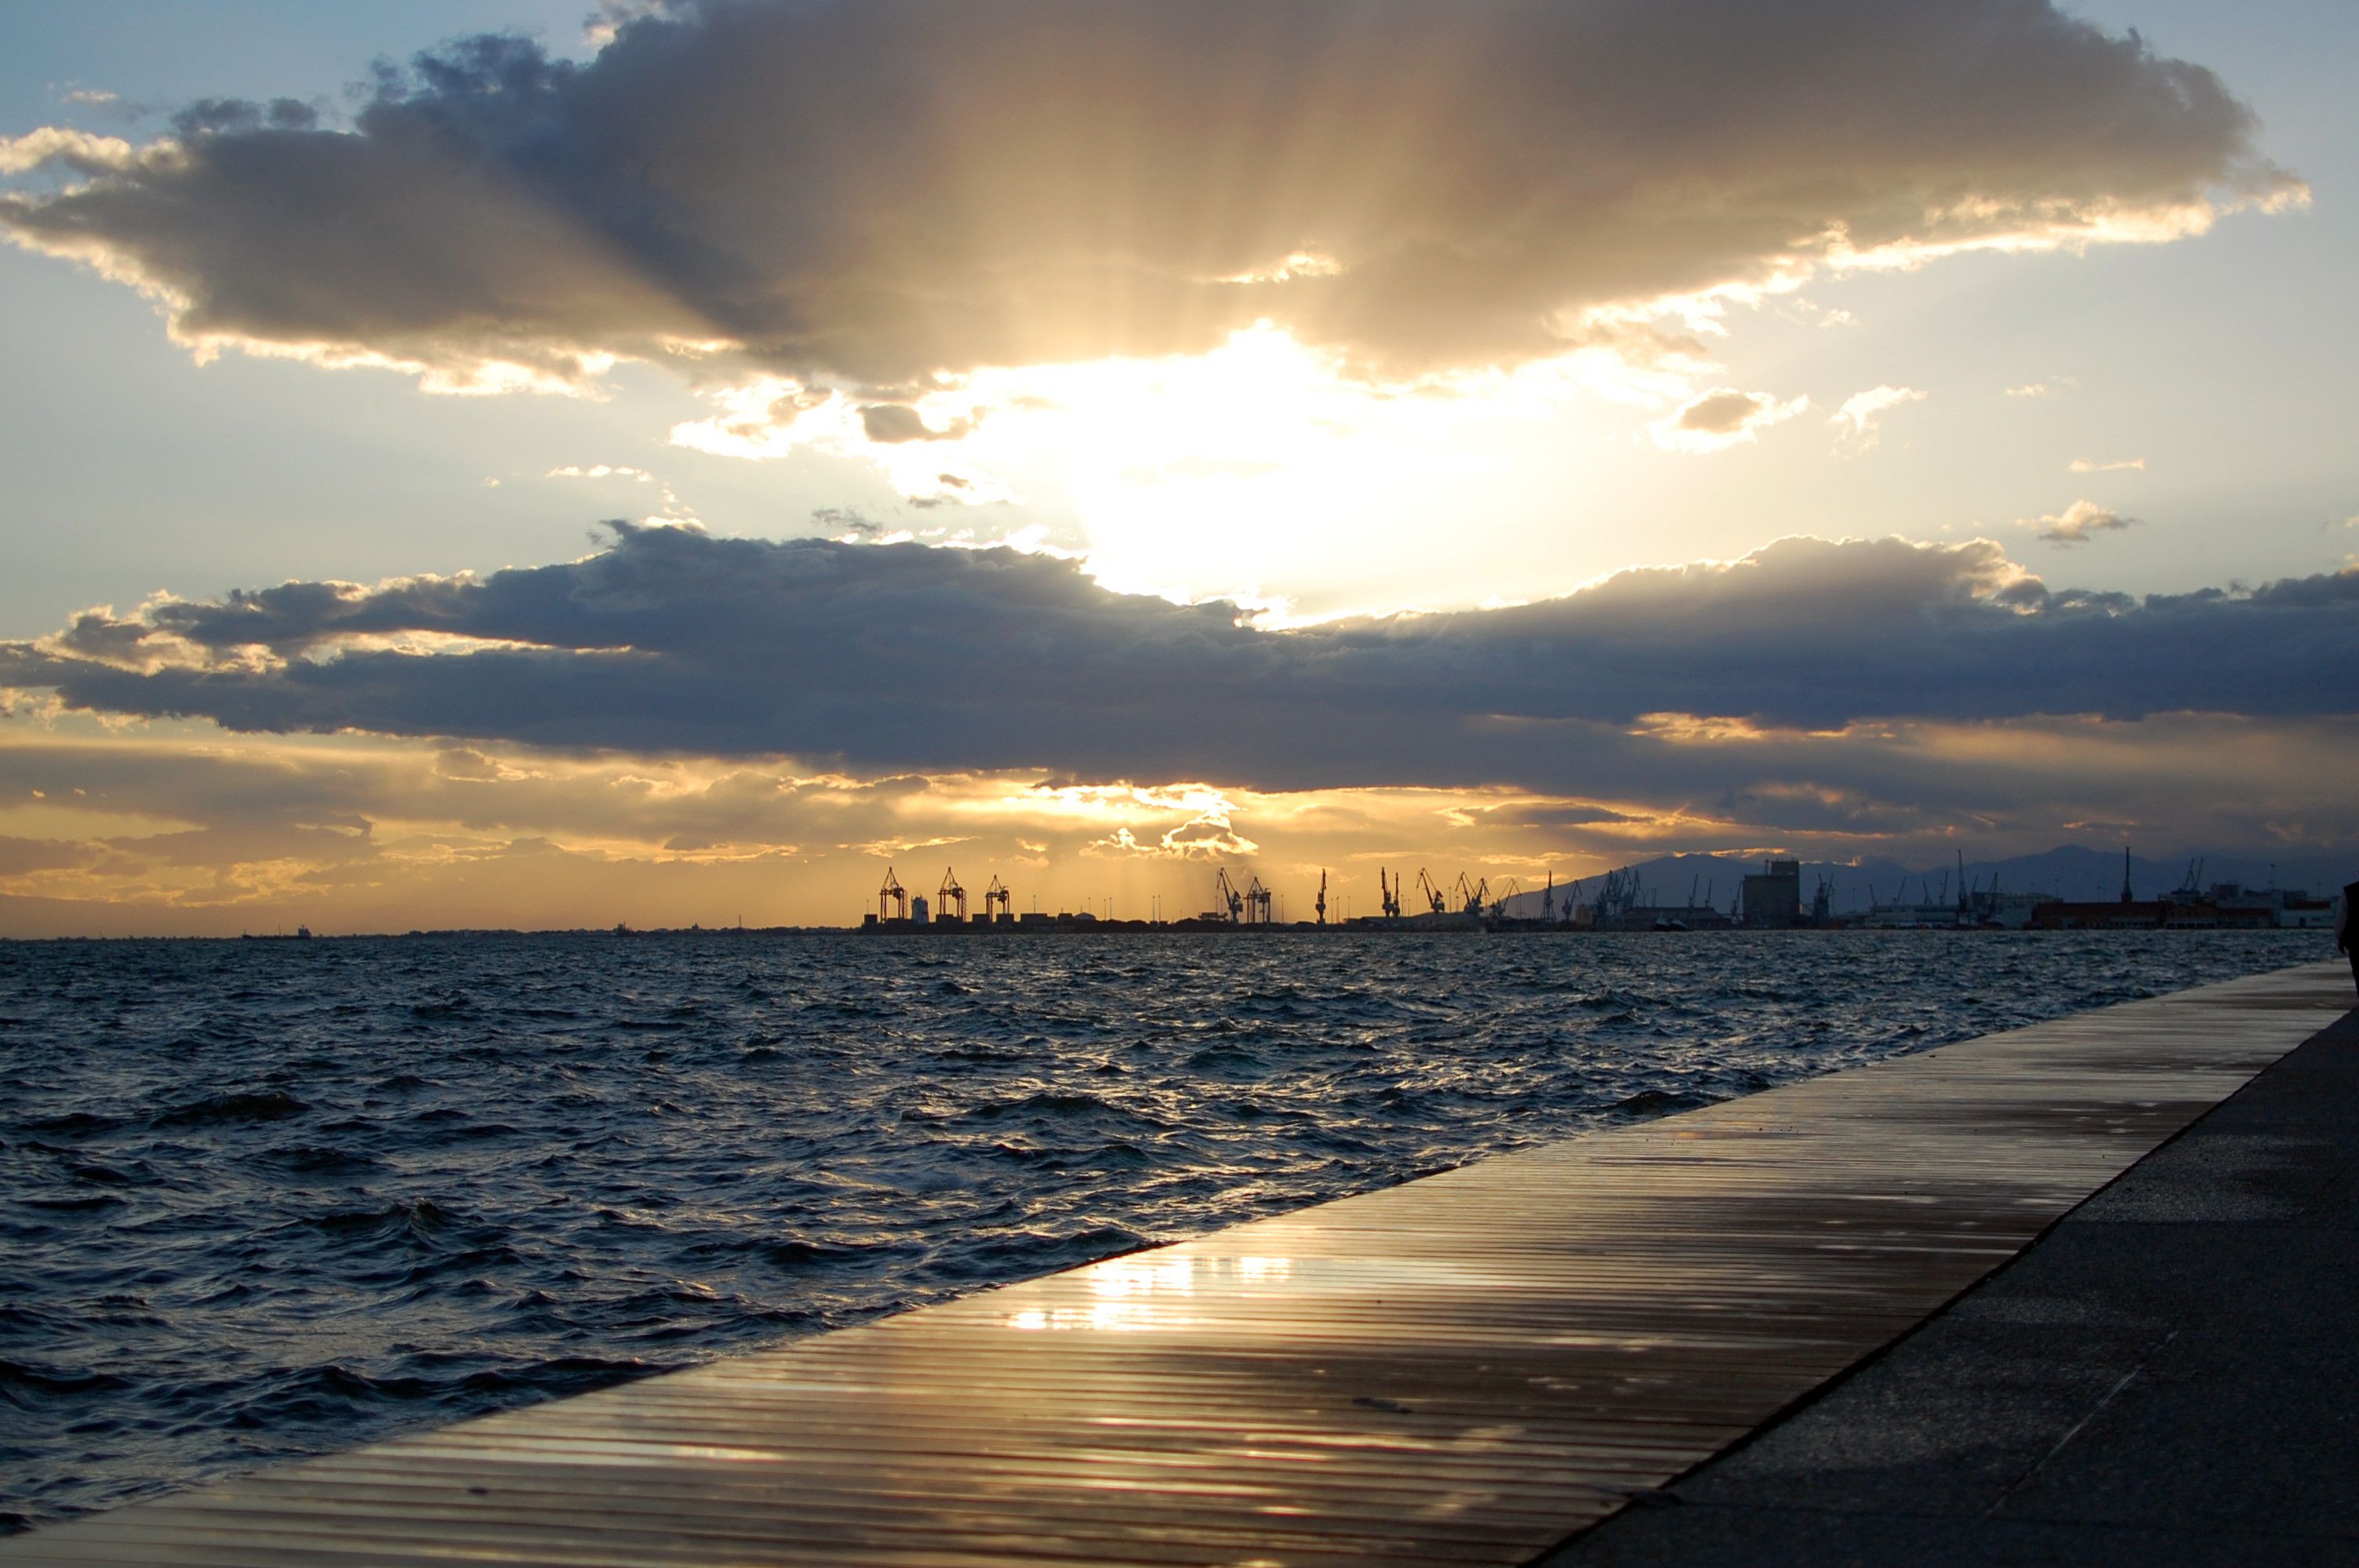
1416 869 1447 916
1244 875 1274 925
1455 872 1488 916
1488 877 1521 920
1212 867 1246 924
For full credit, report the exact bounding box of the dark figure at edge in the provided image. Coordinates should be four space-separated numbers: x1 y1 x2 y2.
2341 880 2359 997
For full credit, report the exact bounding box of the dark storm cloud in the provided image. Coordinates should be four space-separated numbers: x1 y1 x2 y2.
6 529 2354 791
0 0 2291 390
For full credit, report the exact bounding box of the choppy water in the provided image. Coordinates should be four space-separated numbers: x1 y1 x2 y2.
0 929 2331 1530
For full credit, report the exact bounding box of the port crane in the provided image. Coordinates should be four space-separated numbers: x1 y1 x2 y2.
1416 869 1447 916
1314 870 1328 926
983 874 1012 921
1488 877 1521 920
1244 876 1274 925
1212 867 1246 924
1590 865 1641 926
937 867 968 922
878 867 908 922
1456 872 1488 916
1541 870 1555 924
1379 869 1402 920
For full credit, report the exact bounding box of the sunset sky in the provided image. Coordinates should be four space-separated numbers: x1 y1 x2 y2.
2 0 2355 934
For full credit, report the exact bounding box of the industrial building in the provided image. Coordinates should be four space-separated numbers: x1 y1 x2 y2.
1742 859 1803 929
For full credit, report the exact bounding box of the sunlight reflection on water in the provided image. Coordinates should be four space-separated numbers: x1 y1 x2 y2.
0 927 2326 1527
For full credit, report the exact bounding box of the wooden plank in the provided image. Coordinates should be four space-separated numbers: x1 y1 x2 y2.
7 960 2346 1567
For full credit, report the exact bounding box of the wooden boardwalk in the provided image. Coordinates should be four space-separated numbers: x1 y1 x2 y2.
9 960 2350 1567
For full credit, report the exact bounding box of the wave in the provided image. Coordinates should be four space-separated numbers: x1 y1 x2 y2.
149 1090 307 1128
0 926 2328 1528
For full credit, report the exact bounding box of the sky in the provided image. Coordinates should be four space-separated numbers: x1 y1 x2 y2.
1 0 2354 935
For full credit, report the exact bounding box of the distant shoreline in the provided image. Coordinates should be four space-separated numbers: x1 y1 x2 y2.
0 926 2333 946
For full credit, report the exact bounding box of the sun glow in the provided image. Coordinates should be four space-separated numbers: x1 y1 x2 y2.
669 325 1666 615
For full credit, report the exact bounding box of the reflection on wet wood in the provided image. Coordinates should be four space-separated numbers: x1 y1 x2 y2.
10 962 2349 1566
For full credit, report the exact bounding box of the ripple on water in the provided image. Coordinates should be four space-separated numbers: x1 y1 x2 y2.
0 927 2329 1530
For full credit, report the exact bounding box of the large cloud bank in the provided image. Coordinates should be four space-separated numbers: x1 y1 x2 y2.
7 529 2354 789
0 0 2292 392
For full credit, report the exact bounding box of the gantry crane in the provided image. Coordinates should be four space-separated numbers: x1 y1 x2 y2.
1379 869 1402 920
983 874 1012 922
938 867 968 922
1314 869 1328 926
1416 869 1447 916
1541 870 1556 924
879 867 908 922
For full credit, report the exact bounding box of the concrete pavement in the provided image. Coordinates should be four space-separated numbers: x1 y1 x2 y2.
1539 997 2359 1566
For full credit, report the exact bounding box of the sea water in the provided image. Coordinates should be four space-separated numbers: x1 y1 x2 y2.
0 928 2330 1528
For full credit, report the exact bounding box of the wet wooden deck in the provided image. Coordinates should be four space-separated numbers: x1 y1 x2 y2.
9 960 2350 1566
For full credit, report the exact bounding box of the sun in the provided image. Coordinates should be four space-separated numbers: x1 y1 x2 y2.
902 325 1620 616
